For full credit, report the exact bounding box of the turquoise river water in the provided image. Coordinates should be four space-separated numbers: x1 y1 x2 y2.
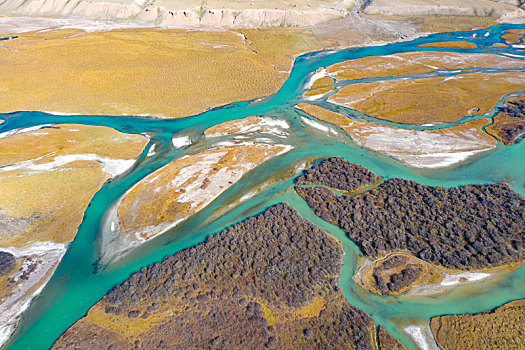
1 23 525 350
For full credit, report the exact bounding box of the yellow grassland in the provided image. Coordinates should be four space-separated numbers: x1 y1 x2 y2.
304 86 334 97
0 28 291 118
0 125 148 247
431 298 525 350
118 142 288 241
326 51 525 81
0 124 149 167
311 76 335 89
0 165 109 246
329 72 525 124
294 297 326 319
507 29 525 35
501 33 523 43
418 41 477 49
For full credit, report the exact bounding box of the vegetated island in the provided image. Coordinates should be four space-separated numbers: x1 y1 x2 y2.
103 115 292 262
295 157 525 296
486 96 525 145
53 203 403 349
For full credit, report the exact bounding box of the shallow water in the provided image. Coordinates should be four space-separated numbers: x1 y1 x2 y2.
1 24 525 350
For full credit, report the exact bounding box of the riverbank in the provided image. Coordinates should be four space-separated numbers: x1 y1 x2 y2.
0 4 516 119
0 124 148 348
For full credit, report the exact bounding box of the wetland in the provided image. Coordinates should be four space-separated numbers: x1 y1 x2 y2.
1 23 525 350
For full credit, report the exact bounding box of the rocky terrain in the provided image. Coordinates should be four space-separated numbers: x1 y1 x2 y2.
0 0 353 28
363 0 518 18
486 97 525 145
52 203 397 349
431 298 525 349
0 0 520 28
296 157 525 271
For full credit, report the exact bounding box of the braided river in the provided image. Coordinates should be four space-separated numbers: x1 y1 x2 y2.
2 23 525 349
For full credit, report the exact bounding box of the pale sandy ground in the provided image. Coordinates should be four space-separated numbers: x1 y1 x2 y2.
101 116 293 262
404 323 440 350
499 8 525 23
364 0 517 18
0 0 520 28
0 125 148 348
0 242 67 347
297 104 497 168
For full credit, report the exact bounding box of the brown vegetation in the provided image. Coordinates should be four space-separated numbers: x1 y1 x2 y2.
296 157 525 271
378 326 407 350
294 156 380 193
360 253 443 296
485 97 525 145
53 204 382 349
0 251 16 276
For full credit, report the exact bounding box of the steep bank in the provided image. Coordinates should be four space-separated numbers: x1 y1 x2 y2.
0 0 352 28
363 0 518 18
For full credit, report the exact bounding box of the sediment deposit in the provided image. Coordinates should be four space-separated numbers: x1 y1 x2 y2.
325 51 525 81
298 103 497 168
360 253 443 296
109 117 292 259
